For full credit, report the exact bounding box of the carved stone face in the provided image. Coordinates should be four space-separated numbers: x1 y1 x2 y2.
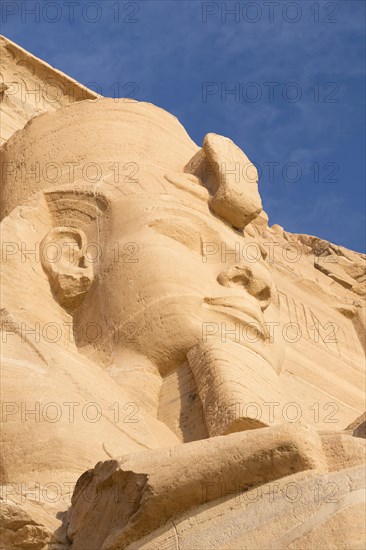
71 177 283 376
1 98 283 377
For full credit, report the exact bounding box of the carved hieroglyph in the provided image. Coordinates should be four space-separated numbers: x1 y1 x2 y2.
0 35 365 549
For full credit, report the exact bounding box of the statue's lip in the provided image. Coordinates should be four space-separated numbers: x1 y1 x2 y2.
203 297 264 328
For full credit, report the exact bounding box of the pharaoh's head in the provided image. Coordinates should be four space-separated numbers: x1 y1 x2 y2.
1 99 284 380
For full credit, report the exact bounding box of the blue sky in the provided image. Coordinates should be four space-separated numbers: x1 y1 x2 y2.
2 0 365 251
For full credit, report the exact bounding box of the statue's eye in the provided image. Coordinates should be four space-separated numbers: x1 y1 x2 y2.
148 218 204 256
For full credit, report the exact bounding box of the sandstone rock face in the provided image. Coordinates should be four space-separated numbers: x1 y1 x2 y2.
0 35 98 145
0 36 365 549
68 423 328 549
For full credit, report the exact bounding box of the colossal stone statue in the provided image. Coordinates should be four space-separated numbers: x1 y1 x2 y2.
0 36 365 549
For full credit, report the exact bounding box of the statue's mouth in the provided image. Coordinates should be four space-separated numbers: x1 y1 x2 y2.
203 296 265 331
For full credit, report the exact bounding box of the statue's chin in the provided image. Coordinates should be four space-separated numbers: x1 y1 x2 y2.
73 297 283 376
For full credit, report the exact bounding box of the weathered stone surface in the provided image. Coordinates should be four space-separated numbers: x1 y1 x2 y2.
0 36 365 549
185 132 263 229
127 466 366 550
346 411 366 438
0 35 98 145
67 423 327 549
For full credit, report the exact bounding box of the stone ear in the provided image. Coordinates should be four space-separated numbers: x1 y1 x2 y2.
40 227 94 311
184 133 262 229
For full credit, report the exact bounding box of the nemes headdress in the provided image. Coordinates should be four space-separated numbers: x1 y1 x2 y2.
0 98 262 230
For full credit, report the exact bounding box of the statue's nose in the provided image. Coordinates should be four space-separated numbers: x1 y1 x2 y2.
217 261 273 311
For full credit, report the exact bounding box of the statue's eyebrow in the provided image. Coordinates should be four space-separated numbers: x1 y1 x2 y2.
149 206 222 234
147 206 250 257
